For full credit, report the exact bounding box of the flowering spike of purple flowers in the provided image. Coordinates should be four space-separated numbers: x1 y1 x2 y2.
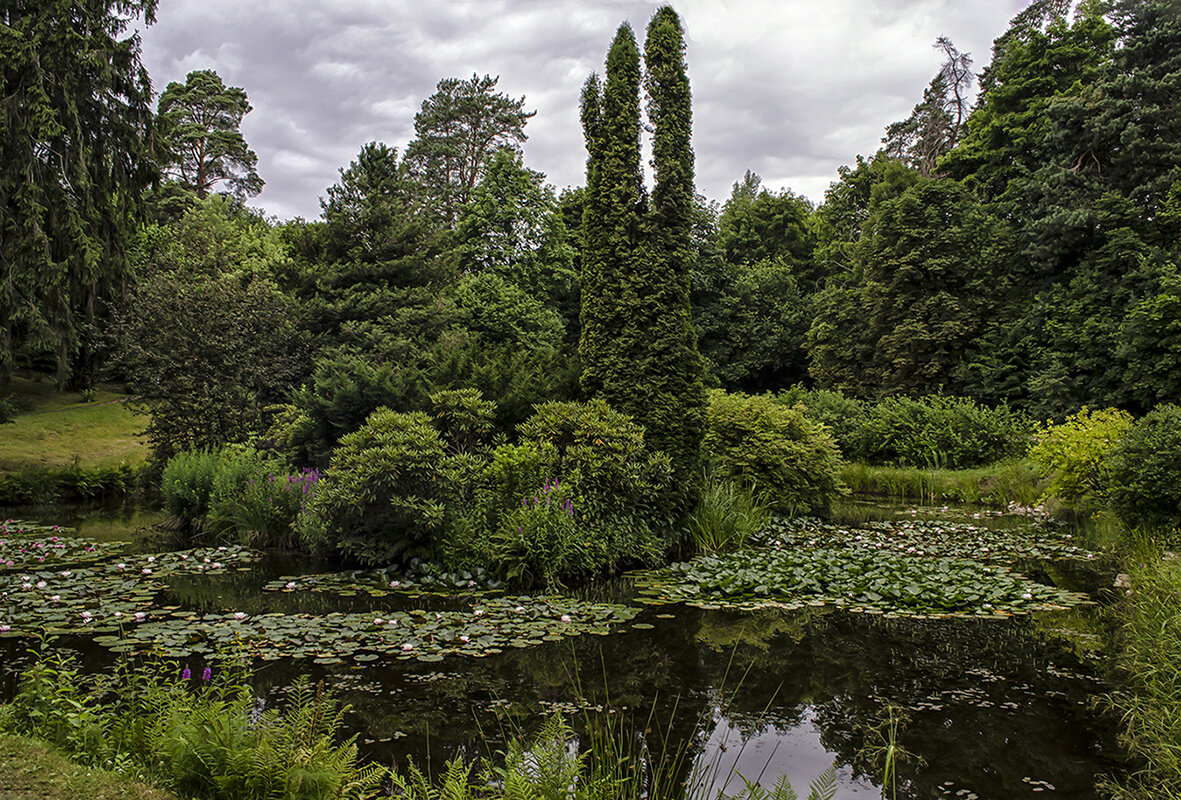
201 666 212 682
181 666 191 680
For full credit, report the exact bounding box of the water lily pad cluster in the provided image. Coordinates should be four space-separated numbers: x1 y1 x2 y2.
263 563 502 596
0 519 126 572
636 548 1087 617
108 596 639 661
0 545 260 636
756 517 1095 564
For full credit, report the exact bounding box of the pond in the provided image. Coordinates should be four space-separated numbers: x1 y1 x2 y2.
0 503 1125 799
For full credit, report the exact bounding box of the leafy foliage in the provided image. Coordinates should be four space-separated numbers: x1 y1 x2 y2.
1 648 386 799
120 273 304 463
301 408 449 565
1028 406 1133 509
703 391 842 516
0 0 158 388
849 395 1031 469
1107 403 1181 532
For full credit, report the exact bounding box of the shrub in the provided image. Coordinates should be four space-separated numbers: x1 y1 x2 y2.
776 385 867 456
1028 407 1133 511
301 408 449 565
850 394 1030 468
449 400 675 586
161 449 223 525
1108 404 1181 532
206 447 320 548
490 478 589 588
704 390 843 516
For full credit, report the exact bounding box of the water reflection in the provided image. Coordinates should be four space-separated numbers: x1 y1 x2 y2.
0 504 1125 799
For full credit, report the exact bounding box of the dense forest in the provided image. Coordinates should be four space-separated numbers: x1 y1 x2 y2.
3 0 1180 569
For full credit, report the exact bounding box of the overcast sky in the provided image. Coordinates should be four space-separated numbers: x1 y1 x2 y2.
137 0 1030 221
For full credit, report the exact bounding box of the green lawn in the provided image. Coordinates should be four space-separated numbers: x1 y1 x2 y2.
0 377 147 472
0 734 176 800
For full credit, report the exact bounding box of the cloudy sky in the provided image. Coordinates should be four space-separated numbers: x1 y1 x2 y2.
137 0 1029 221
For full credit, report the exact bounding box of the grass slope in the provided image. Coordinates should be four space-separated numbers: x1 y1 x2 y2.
0 734 176 800
0 377 146 471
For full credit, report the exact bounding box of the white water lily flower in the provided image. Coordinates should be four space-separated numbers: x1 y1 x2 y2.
234 612 247 620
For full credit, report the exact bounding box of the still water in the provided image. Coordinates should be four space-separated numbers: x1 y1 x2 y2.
0 503 1124 799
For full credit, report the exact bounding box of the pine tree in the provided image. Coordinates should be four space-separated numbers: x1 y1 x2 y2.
579 7 706 488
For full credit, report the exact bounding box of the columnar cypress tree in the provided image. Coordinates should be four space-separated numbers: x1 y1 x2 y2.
579 8 706 488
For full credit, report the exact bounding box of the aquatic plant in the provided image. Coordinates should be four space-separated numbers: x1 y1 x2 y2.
756 516 1095 565
637 547 1085 616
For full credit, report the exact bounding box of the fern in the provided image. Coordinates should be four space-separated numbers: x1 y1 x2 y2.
805 764 837 800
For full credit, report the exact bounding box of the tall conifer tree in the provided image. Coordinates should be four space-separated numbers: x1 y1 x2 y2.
579 7 706 489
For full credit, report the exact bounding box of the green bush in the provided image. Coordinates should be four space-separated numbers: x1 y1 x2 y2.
704 390 843 516
441 400 675 587
490 478 589 588
1108 404 1181 532
1028 407 1133 511
301 408 449 565
161 449 223 525
850 394 1030 469
0 463 142 505
517 400 674 558
206 447 320 548
776 385 867 456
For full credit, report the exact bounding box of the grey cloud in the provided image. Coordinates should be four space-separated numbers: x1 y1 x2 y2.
139 0 1029 219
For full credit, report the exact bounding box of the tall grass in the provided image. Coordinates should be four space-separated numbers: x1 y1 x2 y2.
840 460 1040 507
687 472 772 554
1103 546 1181 800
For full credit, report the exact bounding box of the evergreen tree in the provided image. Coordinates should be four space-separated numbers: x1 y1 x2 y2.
157 69 264 200
579 8 706 487
0 0 158 388
405 74 535 225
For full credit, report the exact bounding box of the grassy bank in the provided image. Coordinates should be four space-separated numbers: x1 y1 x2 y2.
0 376 145 472
0 734 176 800
840 459 1041 507
1105 550 1181 799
